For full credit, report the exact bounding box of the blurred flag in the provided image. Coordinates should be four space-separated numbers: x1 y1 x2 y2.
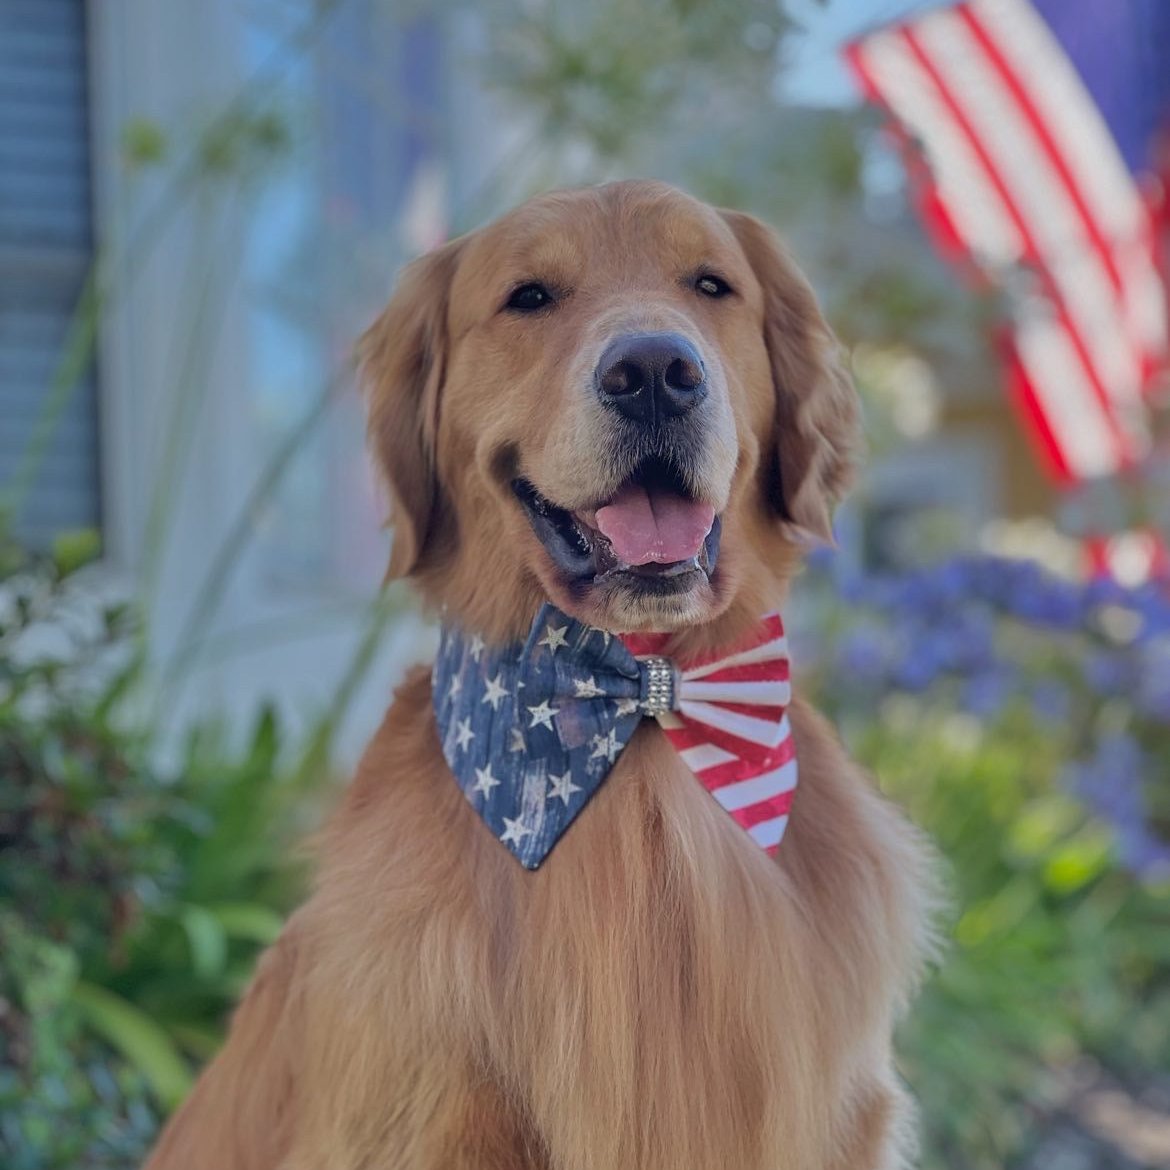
1084 528 1170 586
844 0 1170 485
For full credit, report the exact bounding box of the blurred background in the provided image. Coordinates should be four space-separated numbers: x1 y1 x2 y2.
2 0 1169 1166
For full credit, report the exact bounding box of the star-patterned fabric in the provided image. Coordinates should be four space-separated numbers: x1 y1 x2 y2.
433 603 796 869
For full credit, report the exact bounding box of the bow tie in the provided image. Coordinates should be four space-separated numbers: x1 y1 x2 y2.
432 603 796 869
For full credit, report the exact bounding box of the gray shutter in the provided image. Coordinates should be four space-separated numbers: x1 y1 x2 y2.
0 0 100 550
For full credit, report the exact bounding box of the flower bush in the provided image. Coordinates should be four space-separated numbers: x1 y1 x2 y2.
0 535 311 1169
805 551 1170 880
797 550 1170 1168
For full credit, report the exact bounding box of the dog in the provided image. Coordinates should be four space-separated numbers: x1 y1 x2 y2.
144 180 935 1170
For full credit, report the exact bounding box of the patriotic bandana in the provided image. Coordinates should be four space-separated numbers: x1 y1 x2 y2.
433 603 796 870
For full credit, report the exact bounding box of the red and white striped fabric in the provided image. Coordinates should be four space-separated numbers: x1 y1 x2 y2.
1085 528 1170 586
844 0 1169 484
623 614 796 854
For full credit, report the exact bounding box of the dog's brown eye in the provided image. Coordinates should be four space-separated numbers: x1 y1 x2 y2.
695 274 732 299
506 283 554 312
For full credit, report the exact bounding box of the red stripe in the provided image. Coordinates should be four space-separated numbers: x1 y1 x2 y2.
673 720 790 767
998 328 1075 483
726 789 795 832
846 34 1080 479
666 719 791 763
620 632 668 657
689 700 787 723
842 39 883 107
965 2 1168 397
663 724 707 751
688 660 790 685
960 2 1159 407
845 35 990 276
897 22 1131 470
1144 182 1170 394
626 616 784 670
1083 535 1112 580
693 735 797 791
958 4 1127 301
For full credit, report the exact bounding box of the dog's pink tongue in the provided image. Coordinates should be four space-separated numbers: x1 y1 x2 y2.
594 485 715 565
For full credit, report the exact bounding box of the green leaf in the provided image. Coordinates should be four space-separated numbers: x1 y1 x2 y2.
121 118 168 168
1007 796 1080 860
209 902 284 946
179 904 228 978
69 981 192 1108
170 1023 224 1062
244 704 280 775
1042 831 1112 895
51 527 101 576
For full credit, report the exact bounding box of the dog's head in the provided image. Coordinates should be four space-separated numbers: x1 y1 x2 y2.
361 181 858 641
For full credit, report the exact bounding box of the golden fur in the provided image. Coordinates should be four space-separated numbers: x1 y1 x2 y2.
145 181 936 1170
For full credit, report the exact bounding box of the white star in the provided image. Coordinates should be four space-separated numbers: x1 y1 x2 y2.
472 765 500 797
454 718 475 750
615 697 640 717
547 770 582 806
573 674 605 699
500 816 533 846
590 728 620 764
447 674 462 700
527 699 558 730
482 673 507 710
469 634 485 662
539 623 569 653
509 728 526 752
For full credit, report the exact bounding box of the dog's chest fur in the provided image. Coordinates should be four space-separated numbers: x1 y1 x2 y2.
282 668 932 1170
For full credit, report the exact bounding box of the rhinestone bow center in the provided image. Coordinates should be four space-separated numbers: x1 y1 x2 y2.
637 655 677 715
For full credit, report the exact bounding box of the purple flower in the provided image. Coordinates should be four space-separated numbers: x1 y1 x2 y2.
961 666 1015 718
1133 588 1170 639
1064 733 1170 881
835 626 888 685
1084 651 1134 698
1082 575 1132 611
1064 733 1142 814
1031 680 1071 724
804 544 838 575
1136 646 1170 721
1114 821 1170 882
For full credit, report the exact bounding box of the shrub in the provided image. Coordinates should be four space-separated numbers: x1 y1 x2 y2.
0 535 308 1168
797 552 1170 1168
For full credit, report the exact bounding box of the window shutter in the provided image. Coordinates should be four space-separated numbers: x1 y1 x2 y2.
0 0 100 550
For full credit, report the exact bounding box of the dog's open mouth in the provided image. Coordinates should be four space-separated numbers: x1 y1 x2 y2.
513 457 721 592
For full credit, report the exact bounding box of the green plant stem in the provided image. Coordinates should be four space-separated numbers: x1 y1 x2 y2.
139 186 241 607
290 588 408 788
156 368 348 703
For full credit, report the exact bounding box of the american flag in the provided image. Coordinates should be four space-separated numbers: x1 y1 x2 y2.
844 0 1170 485
623 615 796 853
434 605 797 867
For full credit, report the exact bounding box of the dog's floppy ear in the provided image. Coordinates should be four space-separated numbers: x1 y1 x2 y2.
359 238 463 579
721 210 860 543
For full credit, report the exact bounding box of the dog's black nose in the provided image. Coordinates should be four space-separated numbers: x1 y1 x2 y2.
595 332 707 424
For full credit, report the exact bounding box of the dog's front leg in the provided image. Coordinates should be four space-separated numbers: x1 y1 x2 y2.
143 922 304 1170
143 905 553 1170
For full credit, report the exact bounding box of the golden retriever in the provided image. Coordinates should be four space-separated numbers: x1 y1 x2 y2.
144 180 935 1170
